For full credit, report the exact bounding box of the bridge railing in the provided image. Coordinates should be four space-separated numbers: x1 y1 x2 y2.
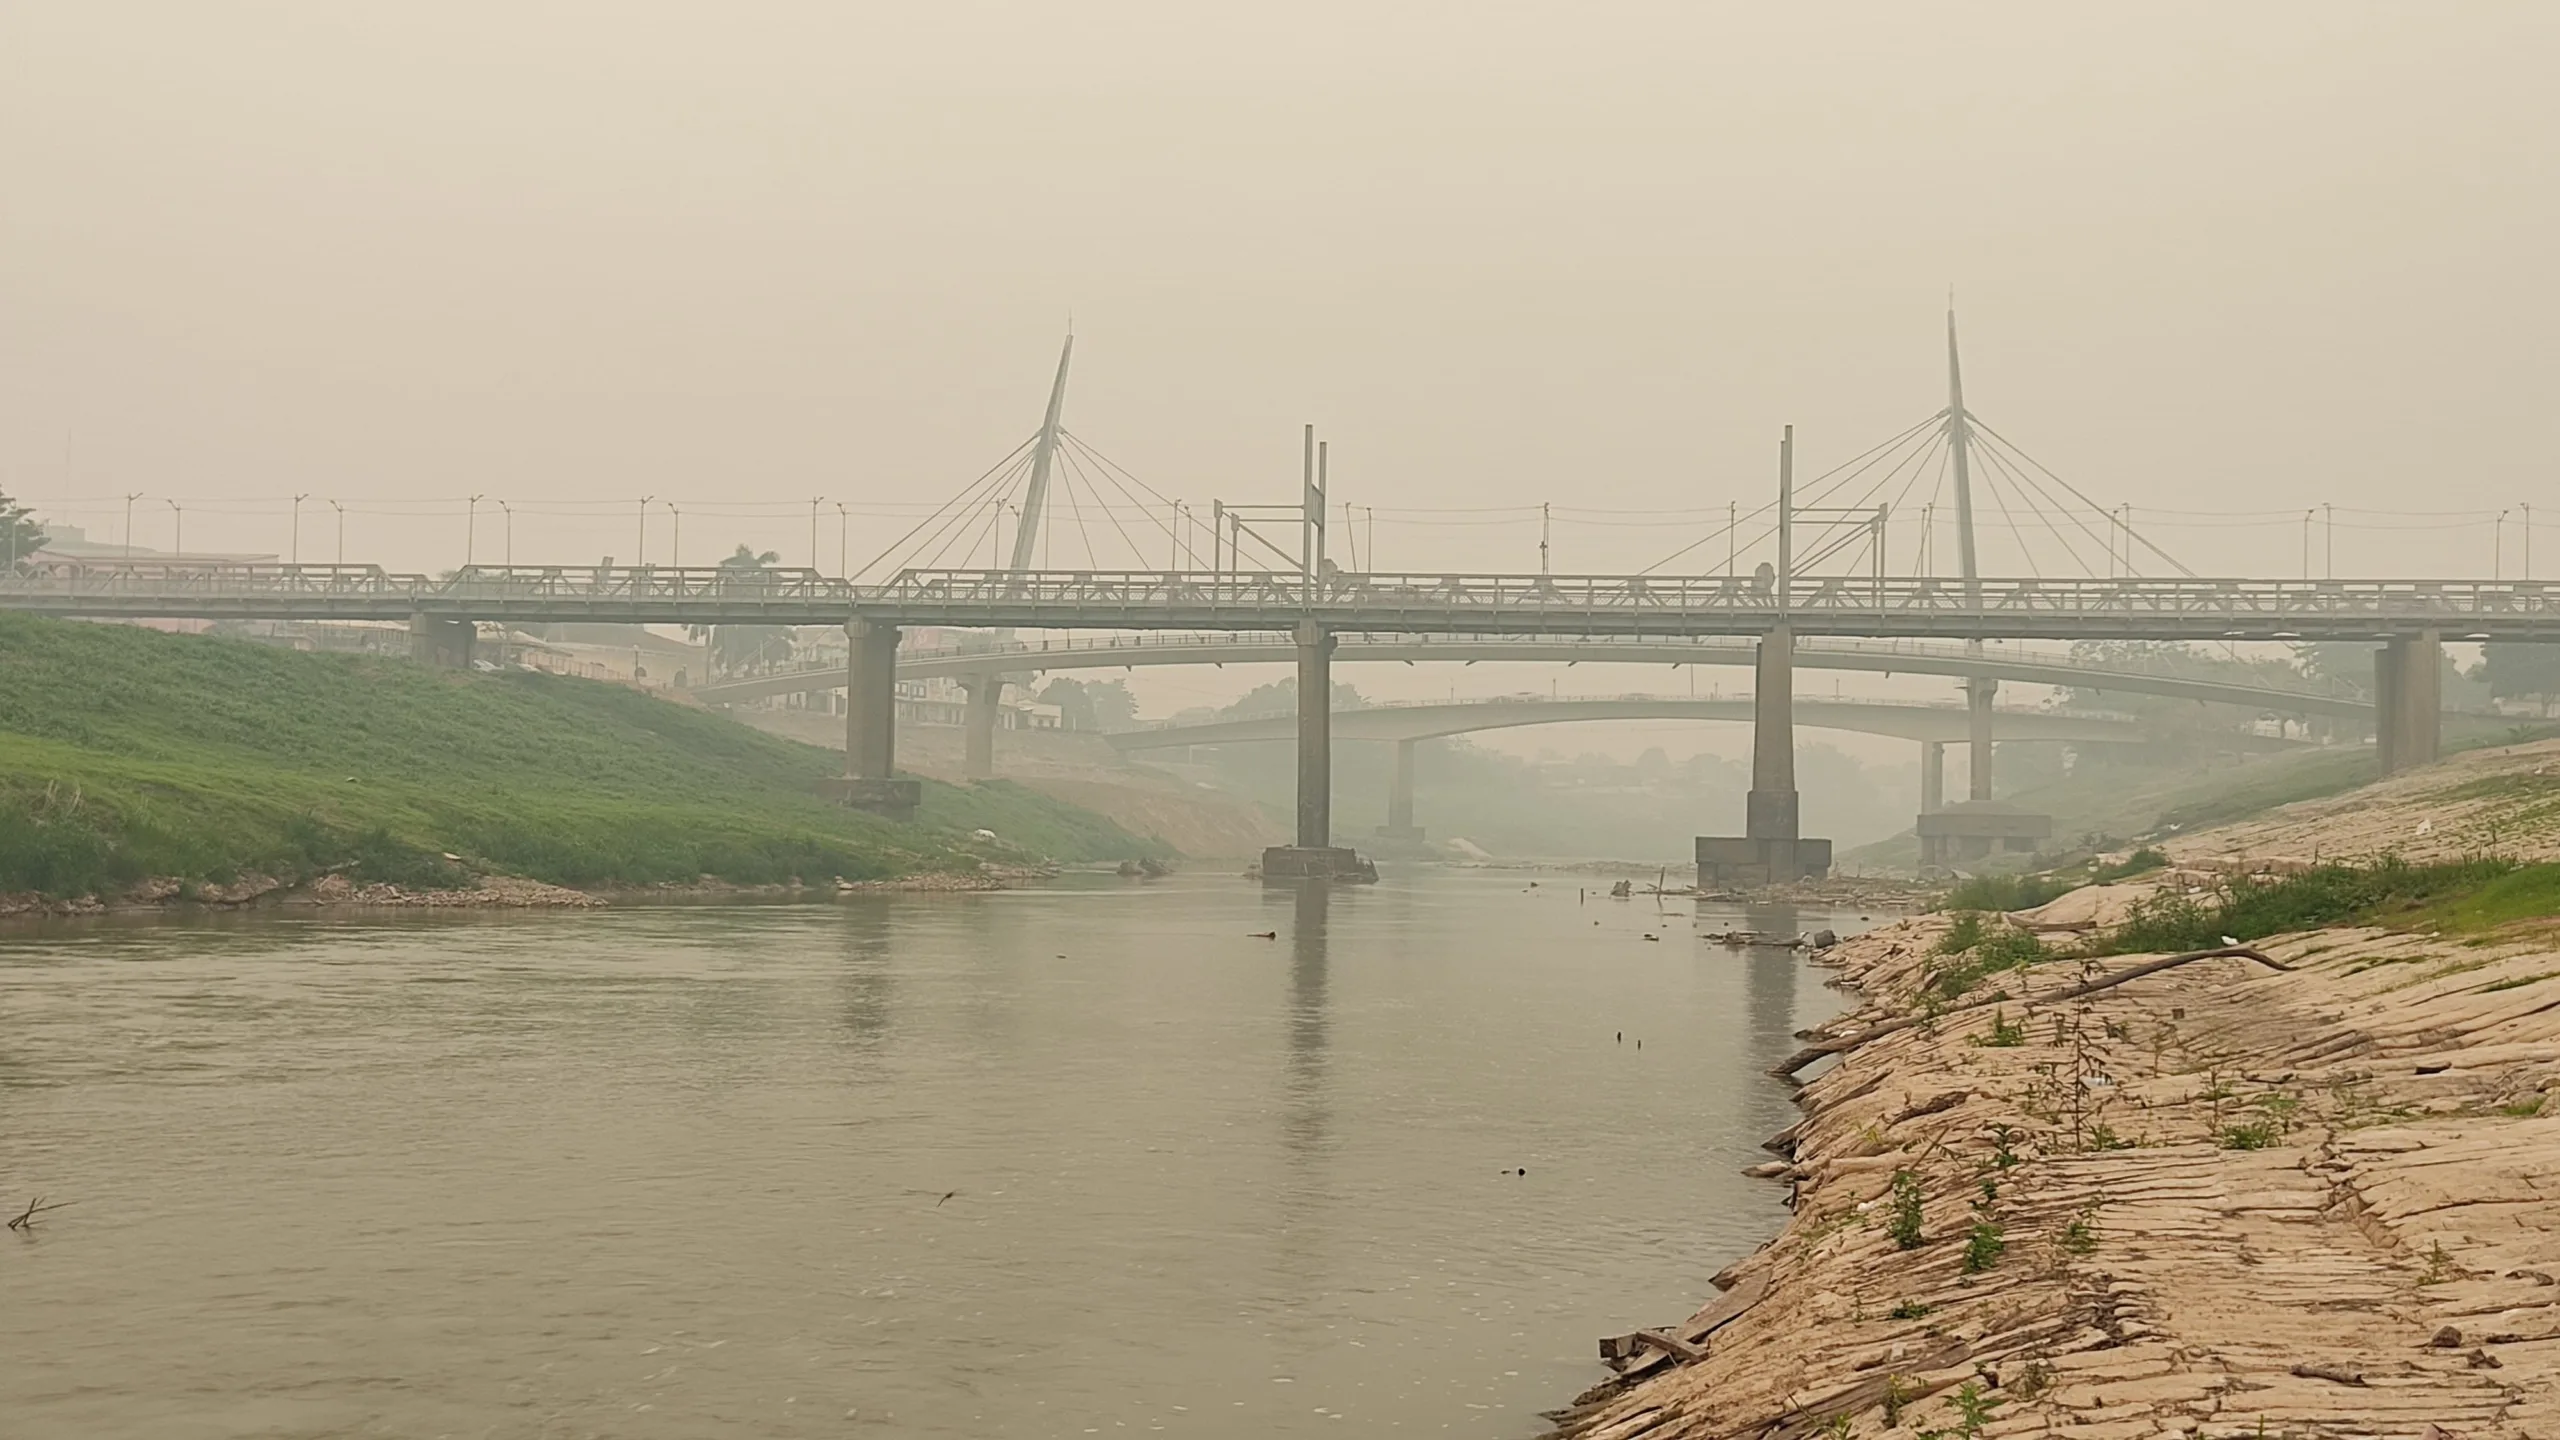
874 568 2559 623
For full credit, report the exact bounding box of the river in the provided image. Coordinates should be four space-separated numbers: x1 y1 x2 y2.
3 869 1860 1438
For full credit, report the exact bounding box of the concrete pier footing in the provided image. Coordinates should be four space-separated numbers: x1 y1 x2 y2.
2375 631 2442 775
835 618 920 819
1697 624 1832 886
408 614 476 669
1264 621 1376 884
961 675 1004 781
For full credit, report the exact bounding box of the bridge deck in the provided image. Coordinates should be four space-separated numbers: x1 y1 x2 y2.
4 564 2553 643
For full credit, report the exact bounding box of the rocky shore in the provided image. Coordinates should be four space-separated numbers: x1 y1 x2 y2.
1548 905 2560 1438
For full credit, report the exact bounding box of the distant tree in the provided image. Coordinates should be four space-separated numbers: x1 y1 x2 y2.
2 487 48 569
1038 677 1141 732
2484 643 2560 712
1214 676 1366 721
686 545 795 674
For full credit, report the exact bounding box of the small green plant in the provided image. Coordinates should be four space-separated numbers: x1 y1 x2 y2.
2059 1210 2099 1255
2256 1092 2303 1135
1974 1008 2027 1047
1881 1375 1914 1426
2085 1121 2129 1151
1889 1298 1934 1320
2090 847 2169 883
1888 1169 1926 1251
1961 1219 2007 1274
2422 1239 2457 1284
2500 1094 2548 1117
1946 1380 2001 1437
1988 1123 2020 1169
1821 1415 1854 1440
2219 1117 2281 1150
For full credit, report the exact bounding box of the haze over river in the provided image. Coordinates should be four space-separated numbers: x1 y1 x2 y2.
4 870 1857 1438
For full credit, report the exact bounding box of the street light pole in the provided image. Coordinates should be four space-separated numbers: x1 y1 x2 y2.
499 500 513 567
810 497 822 570
165 498 182 558
2324 502 2334 579
466 494 484 567
836 502 850 577
124 492 142 559
290 492 310 565
2496 508 2511 581
637 496 653 566
330 500 346 564
669 503 681 568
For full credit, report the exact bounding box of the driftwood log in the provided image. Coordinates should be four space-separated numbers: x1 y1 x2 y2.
1771 945 2287 1078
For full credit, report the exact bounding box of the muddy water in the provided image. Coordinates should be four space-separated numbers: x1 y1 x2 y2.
2 870 1854 1438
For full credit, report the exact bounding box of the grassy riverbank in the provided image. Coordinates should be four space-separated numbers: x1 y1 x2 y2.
0 613 1168 898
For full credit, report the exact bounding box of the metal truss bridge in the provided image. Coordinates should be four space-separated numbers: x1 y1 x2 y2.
2 563 2552 644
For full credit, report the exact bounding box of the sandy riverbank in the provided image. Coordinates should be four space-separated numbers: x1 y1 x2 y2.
1547 778 2560 1436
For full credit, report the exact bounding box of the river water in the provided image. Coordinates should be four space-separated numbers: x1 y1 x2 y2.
3 870 1857 1439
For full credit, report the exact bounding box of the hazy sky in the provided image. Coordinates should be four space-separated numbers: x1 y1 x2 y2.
7 1 2555 581
3 2 2553 747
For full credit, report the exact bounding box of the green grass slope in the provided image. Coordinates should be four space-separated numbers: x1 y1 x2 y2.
0 614 1166 896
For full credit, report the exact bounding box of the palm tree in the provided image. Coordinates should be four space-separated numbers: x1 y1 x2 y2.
687 544 795 675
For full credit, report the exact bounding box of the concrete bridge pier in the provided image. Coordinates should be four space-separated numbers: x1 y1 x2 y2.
830 618 921 818
1697 624 1830 886
1965 676 1997 800
408 614 476 669
961 675 1005 781
1262 622 1373 882
2374 630 2442 774
1376 738 1425 845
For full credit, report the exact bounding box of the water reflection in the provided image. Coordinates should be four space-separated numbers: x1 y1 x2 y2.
1738 900 1809 1060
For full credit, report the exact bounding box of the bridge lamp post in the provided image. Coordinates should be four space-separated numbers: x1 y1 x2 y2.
498 500 513 567
329 499 346 565
836 502 850 577
164 498 182 558
123 492 142 560
290 493 310 565
2300 510 2313 581
810 496 823 570
465 494 484 567
668 503 681 568
2495 508 2511 581
2524 502 2534 580
637 496 653 567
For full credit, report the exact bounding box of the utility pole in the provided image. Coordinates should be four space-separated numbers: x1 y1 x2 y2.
638 496 653 566
330 499 345 564
124 492 142 560
466 494 484 567
669 503 681 568
2497 508 2511 580
499 500 513 567
837 502 850 577
2525 502 2534 580
1540 502 1551 575
1007 333 1074 571
291 493 309 565
2302 510 2313 580
810 496 822 570
165 498 182 557
1727 501 1737 575
1777 426 1793 616
2324 502 2334 579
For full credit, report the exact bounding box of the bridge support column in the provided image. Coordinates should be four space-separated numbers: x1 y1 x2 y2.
1966 676 1997 801
829 618 920 819
2375 631 2441 774
1917 741 1946 867
1697 624 1830 887
408 614 476 669
962 675 1004 781
1376 738 1425 847
1260 623 1374 883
